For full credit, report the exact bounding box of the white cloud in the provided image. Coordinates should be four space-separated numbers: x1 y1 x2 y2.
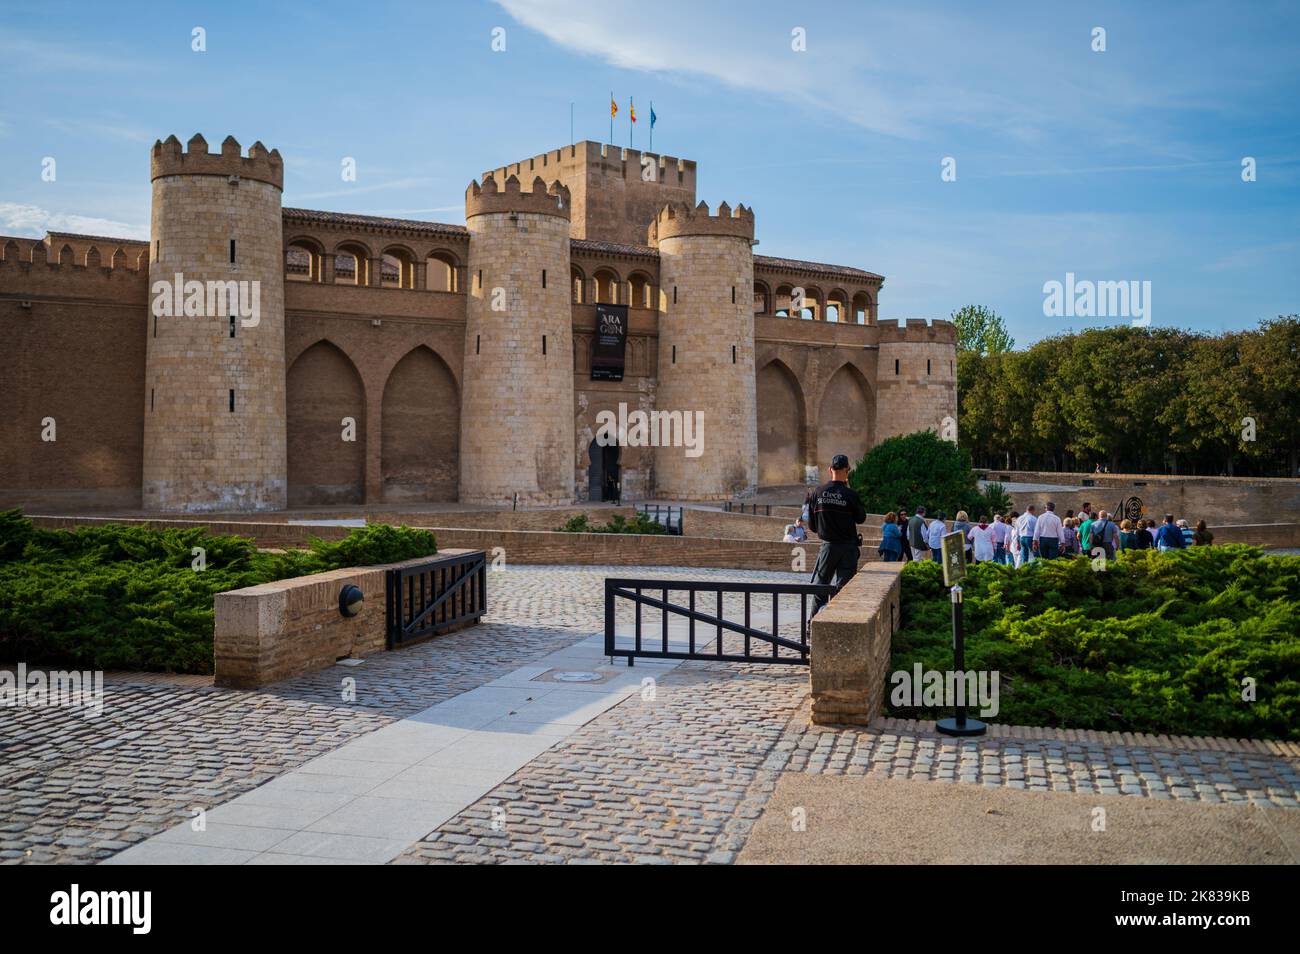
0 202 147 240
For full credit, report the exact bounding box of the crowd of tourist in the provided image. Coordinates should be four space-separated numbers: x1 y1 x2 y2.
873 500 1214 564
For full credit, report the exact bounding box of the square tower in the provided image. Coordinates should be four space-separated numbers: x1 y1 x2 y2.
483 141 696 246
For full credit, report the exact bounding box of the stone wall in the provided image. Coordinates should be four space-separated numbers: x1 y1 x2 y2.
808 563 904 726
983 470 1300 525
213 550 478 688
683 508 882 544
0 247 148 512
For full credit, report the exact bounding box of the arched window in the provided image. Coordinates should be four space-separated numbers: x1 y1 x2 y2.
426 250 460 292
285 239 324 282
628 272 652 308
571 265 586 303
593 268 621 305
381 247 416 289
333 242 371 286
851 291 872 324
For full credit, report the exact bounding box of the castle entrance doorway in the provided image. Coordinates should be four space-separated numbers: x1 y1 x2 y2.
588 439 621 502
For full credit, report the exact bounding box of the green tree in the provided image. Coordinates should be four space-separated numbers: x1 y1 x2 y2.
950 304 1015 355
848 430 987 516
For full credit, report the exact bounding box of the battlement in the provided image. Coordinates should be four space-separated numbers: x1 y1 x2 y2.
875 318 958 345
648 200 754 245
151 134 284 189
1 235 147 273
485 141 696 191
465 173 571 221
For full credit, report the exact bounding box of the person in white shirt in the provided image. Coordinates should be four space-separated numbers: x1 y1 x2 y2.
991 514 1011 565
926 511 946 562
1032 501 1064 560
1015 506 1037 565
968 516 996 563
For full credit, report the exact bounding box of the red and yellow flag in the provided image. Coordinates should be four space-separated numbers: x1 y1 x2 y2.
630 98 636 123
610 96 617 118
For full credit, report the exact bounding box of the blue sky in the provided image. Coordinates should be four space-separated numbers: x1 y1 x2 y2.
1 0 1297 344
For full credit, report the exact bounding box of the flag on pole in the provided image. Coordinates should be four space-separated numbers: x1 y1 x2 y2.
629 97 635 147
609 92 616 144
630 99 636 124
649 102 656 151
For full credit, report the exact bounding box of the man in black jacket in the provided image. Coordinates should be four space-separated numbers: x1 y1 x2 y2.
805 454 867 617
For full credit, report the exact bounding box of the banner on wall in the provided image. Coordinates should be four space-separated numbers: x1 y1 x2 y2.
591 303 628 381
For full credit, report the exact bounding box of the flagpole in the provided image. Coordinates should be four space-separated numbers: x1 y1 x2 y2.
649 100 653 152
609 90 613 145
570 102 574 145
629 97 633 149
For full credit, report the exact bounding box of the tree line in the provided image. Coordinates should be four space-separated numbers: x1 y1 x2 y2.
953 311 1300 477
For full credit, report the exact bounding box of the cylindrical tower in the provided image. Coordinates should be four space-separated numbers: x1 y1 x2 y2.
459 174 575 505
874 318 959 444
142 134 286 512
650 200 757 499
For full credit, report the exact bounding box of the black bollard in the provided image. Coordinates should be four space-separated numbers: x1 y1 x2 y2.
936 583 987 736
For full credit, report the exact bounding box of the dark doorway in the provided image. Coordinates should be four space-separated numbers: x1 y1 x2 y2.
587 439 621 502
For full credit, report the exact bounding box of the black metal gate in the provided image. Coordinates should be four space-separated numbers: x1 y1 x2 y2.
386 551 487 648
603 577 834 666
636 504 683 534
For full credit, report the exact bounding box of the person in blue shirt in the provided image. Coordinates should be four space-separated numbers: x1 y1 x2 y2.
879 512 904 561
1156 514 1187 552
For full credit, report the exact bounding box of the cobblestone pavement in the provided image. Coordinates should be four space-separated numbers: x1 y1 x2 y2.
0 565 800 864
399 666 1300 865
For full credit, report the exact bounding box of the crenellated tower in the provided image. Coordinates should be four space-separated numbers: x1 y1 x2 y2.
459 174 576 505
142 134 287 511
649 200 757 499
874 319 959 443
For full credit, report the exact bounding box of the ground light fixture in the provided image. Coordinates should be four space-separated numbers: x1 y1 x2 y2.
338 583 365 618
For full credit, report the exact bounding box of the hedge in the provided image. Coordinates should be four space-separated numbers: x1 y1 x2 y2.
0 511 437 674
891 545 1300 739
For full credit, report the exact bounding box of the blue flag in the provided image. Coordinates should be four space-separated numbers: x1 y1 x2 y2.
650 106 657 127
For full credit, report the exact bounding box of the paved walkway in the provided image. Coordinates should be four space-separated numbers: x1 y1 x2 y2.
5 564 1298 865
105 637 678 864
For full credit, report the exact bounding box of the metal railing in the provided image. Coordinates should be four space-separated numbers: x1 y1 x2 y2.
636 504 683 535
604 577 835 666
386 551 487 648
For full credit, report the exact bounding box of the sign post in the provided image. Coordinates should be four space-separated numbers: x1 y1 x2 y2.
937 530 986 737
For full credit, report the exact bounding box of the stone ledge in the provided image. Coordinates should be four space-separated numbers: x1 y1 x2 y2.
808 563 903 726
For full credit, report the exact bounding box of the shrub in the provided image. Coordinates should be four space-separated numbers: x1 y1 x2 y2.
890 545 1300 739
554 512 667 535
0 512 438 674
849 430 989 516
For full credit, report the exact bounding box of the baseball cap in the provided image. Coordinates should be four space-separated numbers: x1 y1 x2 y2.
830 454 850 470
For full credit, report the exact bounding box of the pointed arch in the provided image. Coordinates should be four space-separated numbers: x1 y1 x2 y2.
287 340 367 506
381 345 460 501
757 358 807 487
816 362 874 472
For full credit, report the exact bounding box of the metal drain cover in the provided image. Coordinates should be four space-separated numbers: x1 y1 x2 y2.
551 671 604 683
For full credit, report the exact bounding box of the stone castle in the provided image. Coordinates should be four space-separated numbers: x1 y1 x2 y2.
0 135 957 512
